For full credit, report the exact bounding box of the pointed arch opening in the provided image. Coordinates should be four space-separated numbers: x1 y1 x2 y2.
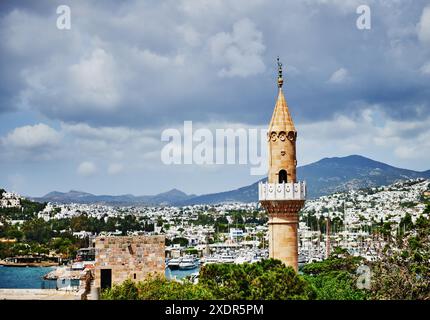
278 169 287 183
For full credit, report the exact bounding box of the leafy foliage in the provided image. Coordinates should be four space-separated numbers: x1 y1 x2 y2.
21 218 52 243
302 248 369 300
192 213 215 226
103 260 316 300
370 214 430 300
301 247 362 275
0 199 46 220
102 277 214 300
166 237 188 247
199 259 315 300
0 199 154 259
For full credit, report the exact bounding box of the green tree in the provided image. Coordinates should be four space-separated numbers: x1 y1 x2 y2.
171 237 188 247
199 259 315 300
214 216 229 233
6 228 24 241
21 218 52 243
370 215 430 300
301 248 369 300
102 279 140 300
102 277 214 300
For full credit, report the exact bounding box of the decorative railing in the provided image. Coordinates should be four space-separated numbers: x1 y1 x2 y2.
258 181 306 201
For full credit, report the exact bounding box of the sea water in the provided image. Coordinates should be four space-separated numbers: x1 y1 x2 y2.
165 266 200 280
0 266 57 289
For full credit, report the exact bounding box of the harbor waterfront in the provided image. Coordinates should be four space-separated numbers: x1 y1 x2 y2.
166 266 199 280
0 264 198 290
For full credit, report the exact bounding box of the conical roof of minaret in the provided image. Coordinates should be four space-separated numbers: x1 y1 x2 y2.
268 59 296 133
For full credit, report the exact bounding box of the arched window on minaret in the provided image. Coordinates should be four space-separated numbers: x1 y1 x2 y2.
278 169 287 183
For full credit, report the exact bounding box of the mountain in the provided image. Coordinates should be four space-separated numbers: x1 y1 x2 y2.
32 188 195 206
143 188 196 205
177 155 430 205
41 190 103 203
32 155 430 206
296 155 430 198
177 180 263 206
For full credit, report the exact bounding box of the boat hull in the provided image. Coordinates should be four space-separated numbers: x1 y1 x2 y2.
179 264 197 270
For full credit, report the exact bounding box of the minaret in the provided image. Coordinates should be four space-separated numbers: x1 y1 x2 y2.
259 58 306 271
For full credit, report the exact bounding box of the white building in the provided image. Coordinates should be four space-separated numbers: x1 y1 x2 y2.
229 228 244 240
0 192 21 208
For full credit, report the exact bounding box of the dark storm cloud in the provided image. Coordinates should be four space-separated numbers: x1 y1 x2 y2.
0 0 429 127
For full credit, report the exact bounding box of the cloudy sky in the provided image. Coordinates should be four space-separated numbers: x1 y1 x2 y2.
1 0 430 197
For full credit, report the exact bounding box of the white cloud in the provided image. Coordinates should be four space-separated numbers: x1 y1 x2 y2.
1 123 61 149
417 6 430 45
18 47 125 121
68 48 121 110
1 9 71 57
62 122 141 142
176 24 201 47
1 1 428 130
310 0 366 13
328 68 349 84
209 18 265 77
299 107 430 169
420 62 430 75
77 161 97 177
1 1 430 196
394 146 416 159
129 48 185 69
108 163 124 175
179 0 264 17
61 123 159 153
59 123 161 172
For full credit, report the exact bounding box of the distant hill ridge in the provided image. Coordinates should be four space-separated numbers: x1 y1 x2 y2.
34 188 196 206
31 155 430 206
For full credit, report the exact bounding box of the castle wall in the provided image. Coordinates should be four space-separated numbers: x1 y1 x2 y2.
94 235 165 288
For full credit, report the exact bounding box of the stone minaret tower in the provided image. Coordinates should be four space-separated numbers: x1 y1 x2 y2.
259 58 306 272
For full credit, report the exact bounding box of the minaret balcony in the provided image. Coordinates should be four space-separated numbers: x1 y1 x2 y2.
258 181 306 201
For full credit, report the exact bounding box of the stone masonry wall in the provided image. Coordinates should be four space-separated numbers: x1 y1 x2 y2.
94 235 165 288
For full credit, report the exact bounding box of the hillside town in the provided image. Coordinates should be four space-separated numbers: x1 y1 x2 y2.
299 178 430 262
1 179 429 269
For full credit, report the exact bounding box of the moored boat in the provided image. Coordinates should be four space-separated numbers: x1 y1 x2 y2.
179 256 198 270
219 255 236 264
203 256 220 265
167 258 181 269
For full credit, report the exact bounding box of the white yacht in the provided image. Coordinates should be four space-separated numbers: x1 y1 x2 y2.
203 256 220 265
219 255 236 264
179 256 198 270
167 258 181 270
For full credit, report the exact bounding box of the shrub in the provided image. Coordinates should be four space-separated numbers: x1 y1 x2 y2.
199 259 315 300
101 276 214 300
